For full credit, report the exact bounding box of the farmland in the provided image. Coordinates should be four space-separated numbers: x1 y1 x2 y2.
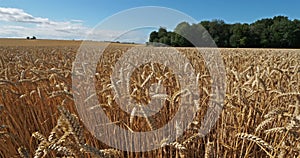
0 39 299 157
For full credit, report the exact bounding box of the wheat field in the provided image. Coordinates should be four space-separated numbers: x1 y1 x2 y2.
0 39 299 157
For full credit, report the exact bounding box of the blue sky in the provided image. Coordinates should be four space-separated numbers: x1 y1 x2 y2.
0 0 299 42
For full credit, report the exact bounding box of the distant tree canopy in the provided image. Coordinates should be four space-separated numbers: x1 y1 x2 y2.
148 16 300 48
26 36 37 40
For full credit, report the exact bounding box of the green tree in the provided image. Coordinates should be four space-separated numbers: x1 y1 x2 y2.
149 31 158 42
291 19 300 47
158 27 168 39
159 36 171 46
148 15 300 48
269 16 291 47
174 22 193 46
230 23 250 47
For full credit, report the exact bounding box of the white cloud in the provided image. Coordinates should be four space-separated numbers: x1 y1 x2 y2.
115 29 150 43
0 7 90 39
0 7 148 43
0 7 49 24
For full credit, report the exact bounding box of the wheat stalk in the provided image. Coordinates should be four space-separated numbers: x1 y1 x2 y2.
204 139 213 158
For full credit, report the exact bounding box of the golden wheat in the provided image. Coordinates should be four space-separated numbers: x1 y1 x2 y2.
0 43 299 157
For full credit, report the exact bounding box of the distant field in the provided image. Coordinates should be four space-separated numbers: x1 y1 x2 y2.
0 38 139 47
0 39 299 158
0 38 83 46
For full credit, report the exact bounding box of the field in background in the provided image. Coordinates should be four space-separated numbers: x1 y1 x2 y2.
0 39 299 158
0 38 139 47
0 38 83 47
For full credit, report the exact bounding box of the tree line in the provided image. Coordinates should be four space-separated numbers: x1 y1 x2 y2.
148 16 300 48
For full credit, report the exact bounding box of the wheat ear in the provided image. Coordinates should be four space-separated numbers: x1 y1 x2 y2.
57 105 84 144
236 133 273 150
18 146 29 158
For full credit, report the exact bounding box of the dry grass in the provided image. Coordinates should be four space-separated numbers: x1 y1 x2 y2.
0 39 299 157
